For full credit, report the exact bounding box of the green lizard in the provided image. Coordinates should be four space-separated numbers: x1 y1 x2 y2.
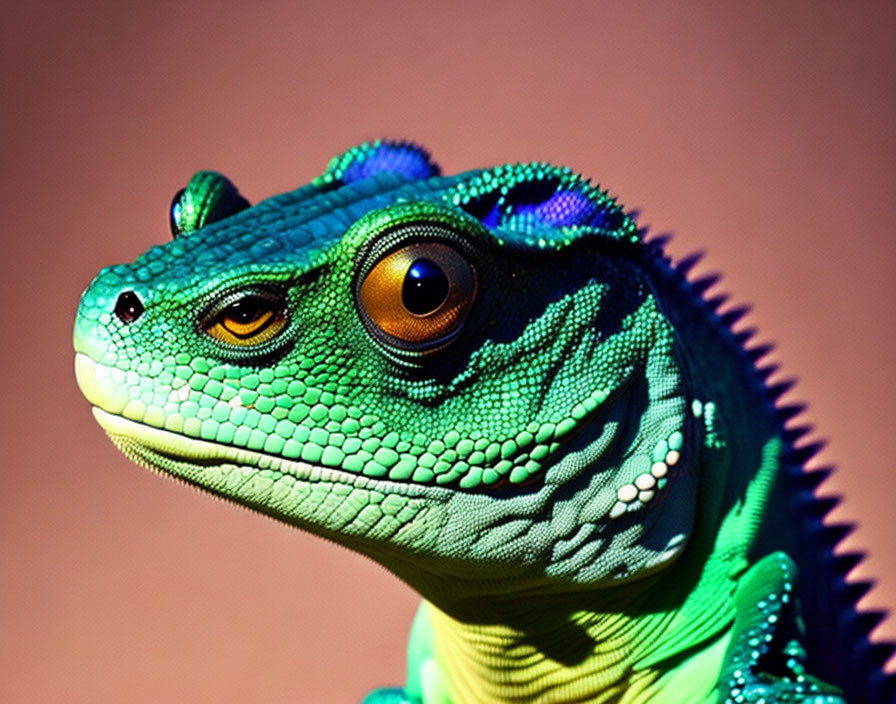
73 141 893 703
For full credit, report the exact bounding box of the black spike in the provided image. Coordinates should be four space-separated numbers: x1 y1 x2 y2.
756 364 780 382
768 380 797 400
838 579 874 605
746 343 774 362
785 441 826 464
798 467 833 491
648 233 671 248
833 552 864 576
804 495 840 519
691 273 721 296
782 424 814 443
845 609 888 636
676 251 703 275
862 641 896 671
776 403 806 422
733 327 756 346
720 305 751 327
644 240 669 261
705 294 729 311
821 522 854 547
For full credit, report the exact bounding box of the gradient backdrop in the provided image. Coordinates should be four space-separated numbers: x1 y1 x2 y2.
3 2 894 701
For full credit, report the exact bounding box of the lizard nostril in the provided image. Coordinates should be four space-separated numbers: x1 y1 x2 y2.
114 290 144 324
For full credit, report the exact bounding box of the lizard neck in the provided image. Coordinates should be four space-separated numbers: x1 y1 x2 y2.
418 563 733 703
410 426 766 703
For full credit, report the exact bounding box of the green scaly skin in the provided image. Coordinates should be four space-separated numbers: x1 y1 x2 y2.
74 141 847 703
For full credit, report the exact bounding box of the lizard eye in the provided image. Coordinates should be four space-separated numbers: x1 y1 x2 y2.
203 289 287 347
169 171 250 237
359 242 476 348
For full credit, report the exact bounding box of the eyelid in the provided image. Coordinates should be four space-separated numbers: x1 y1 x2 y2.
200 287 288 347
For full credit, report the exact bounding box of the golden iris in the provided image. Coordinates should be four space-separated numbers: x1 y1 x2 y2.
359 242 476 345
204 294 287 346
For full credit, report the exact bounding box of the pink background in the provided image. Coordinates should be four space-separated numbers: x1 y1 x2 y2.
3 2 894 701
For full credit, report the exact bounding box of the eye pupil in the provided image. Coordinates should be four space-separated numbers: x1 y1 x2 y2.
228 299 261 323
402 258 449 315
358 239 476 350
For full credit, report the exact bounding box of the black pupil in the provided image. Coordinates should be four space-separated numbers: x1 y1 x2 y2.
227 298 265 324
114 291 144 324
402 258 449 315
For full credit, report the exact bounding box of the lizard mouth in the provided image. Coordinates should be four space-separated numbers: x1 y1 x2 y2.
92 407 456 500
78 353 640 498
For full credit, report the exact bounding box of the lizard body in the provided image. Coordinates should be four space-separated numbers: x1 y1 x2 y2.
74 141 893 702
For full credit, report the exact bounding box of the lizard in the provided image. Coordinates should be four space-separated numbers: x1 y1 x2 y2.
73 140 894 703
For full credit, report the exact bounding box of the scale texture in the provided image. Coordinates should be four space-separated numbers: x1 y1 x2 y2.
74 141 894 703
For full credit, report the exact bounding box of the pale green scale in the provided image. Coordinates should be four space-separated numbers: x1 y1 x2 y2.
388 459 416 481
342 436 362 454
364 460 388 478
669 431 684 450
231 425 250 446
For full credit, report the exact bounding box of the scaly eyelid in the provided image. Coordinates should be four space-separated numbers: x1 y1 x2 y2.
200 288 288 347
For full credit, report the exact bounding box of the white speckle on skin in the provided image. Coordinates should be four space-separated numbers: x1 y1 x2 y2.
617 484 638 502
635 473 656 490
609 501 627 519
171 384 191 402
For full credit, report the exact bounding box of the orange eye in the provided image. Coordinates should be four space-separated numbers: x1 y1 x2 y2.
359 243 476 346
204 293 287 346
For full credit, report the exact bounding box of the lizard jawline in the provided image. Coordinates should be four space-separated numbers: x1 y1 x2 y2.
91 407 453 500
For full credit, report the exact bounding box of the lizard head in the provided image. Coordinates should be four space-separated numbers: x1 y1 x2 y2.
74 141 698 607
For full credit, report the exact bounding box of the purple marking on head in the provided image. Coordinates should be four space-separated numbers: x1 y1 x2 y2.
513 190 596 227
342 144 439 184
479 204 502 229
